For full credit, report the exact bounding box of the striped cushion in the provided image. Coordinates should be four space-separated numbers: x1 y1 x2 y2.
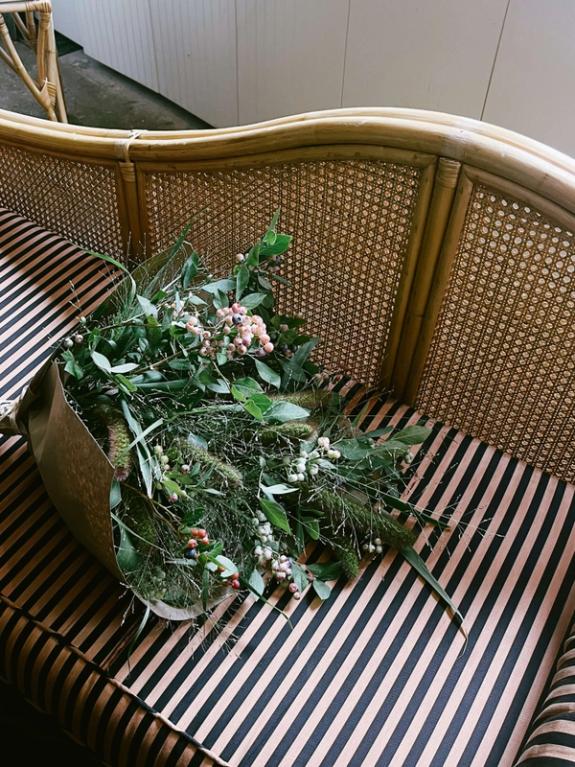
2 207 575 766
515 626 575 766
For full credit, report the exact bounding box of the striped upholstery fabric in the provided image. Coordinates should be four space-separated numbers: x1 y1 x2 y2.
516 625 575 766
2 207 575 766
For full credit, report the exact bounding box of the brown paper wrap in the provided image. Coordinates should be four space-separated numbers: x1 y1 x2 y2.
1 360 232 621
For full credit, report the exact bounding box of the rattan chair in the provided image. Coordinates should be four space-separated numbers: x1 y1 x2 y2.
0 1 66 122
1 106 575 766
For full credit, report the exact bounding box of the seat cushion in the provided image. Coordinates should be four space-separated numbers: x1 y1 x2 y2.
515 624 575 766
2 207 575 767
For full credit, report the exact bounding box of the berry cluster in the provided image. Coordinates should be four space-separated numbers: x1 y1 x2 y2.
184 527 210 560
216 302 274 360
284 436 341 484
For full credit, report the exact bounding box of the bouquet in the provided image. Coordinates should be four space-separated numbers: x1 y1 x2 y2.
1 215 461 626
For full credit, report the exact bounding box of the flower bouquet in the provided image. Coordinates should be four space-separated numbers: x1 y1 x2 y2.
1 215 461 625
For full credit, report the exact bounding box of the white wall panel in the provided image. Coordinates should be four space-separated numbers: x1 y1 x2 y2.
149 0 237 127
50 0 88 47
342 0 508 119
81 0 159 92
236 0 349 124
483 0 575 158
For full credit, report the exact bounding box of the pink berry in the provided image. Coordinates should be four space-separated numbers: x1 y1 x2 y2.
289 583 299 593
231 579 241 590
232 302 241 313
263 342 274 353
260 334 270 345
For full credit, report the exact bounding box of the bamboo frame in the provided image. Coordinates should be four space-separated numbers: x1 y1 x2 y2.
403 170 474 403
393 158 461 398
0 1 66 122
1 106 575 476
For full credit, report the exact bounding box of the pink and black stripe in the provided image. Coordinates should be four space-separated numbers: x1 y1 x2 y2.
2 207 575 766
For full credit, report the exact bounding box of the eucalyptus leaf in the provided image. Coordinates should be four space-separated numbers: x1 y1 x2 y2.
260 498 291 533
264 401 310 423
91 350 112 373
236 265 250 299
241 292 268 310
307 562 342 581
291 561 309 593
255 359 281 389
248 569 266 597
312 579 332 601
137 294 158 318
110 362 139 374
393 425 432 445
202 278 235 294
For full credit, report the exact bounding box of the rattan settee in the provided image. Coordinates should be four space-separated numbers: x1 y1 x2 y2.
1 107 575 767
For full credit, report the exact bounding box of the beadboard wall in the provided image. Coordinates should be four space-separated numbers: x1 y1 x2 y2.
50 0 575 157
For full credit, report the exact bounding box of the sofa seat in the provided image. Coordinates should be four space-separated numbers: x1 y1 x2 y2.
1 208 575 767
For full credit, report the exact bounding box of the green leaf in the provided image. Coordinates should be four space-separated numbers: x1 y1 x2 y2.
260 483 299 497
109 479 122 510
243 399 265 421
241 292 268 310
308 562 342 581
110 362 139 374
202 278 235 294
291 561 308 593
120 400 155 497
302 517 320 540
236 265 250 299
393 425 432 445
401 546 466 637
255 359 281 389
201 567 210 611
137 294 158 318
215 555 237 579
62 350 83 379
187 432 208 450
264 401 310 423
248 569 265 597
312 579 332 600
91 350 112 373
263 210 281 244
260 498 291 533
116 524 140 574
335 438 372 460
231 377 263 402
260 233 292 256
182 251 200 289
206 379 230 394
89 250 136 304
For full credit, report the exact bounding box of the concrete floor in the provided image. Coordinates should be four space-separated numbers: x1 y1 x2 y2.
0 34 210 130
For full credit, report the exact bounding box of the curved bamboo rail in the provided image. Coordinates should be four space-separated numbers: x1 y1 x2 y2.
1 106 575 481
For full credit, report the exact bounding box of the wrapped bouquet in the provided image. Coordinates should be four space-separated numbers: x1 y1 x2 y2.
1 215 460 626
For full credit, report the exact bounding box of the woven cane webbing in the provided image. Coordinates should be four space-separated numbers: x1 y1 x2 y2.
143 159 422 387
416 182 575 482
0 143 124 257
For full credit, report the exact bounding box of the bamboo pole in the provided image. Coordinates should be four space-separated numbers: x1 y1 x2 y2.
403 171 475 404
392 158 460 399
380 159 436 389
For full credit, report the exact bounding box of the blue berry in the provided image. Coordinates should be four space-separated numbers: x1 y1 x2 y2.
184 549 198 559
232 314 243 325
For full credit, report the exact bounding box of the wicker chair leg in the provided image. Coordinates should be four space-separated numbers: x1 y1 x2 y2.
0 1 66 122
